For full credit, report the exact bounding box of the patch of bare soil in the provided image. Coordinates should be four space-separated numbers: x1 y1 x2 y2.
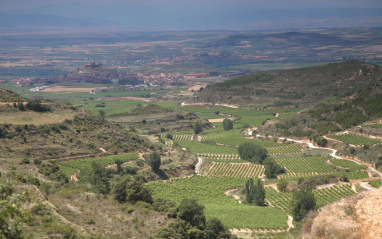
70 170 80 182
98 96 154 102
42 86 96 92
187 85 207 92
208 117 235 123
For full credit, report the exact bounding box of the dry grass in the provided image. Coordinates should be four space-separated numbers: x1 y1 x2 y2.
48 188 171 238
355 189 382 239
0 107 77 125
303 188 382 239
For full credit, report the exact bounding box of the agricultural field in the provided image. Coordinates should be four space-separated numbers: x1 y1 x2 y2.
313 184 355 207
206 162 264 178
368 180 382 188
150 176 288 230
200 130 245 140
327 133 382 146
363 124 382 129
169 134 195 141
275 156 369 180
208 136 279 148
265 183 355 210
58 152 138 176
275 156 333 175
196 153 243 163
329 158 368 171
175 140 239 155
266 145 302 155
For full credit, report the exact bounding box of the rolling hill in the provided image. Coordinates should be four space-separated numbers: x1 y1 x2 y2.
196 61 382 105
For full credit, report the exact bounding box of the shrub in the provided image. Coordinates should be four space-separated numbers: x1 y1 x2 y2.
20 158 30 164
238 142 268 164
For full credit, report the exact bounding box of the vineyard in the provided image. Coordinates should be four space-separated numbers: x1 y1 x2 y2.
237 114 275 127
208 136 280 148
265 183 355 211
196 153 243 163
150 176 288 230
329 158 368 171
275 156 369 180
275 156 333 175
200 130 245 140
313 183 355 207
266 145 302 155
206 162 264 178
327 133 381 146
170 134 194 141
175 140 239 155
58 152 138 176
363 124 382 129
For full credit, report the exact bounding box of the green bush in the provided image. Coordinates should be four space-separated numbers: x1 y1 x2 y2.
20 158 30 164
368 180 382 188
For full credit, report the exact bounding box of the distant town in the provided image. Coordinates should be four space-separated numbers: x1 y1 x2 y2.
14 62 247 92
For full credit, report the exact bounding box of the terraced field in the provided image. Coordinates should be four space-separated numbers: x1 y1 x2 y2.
196 153 243 163
327 133 381 146
265 183 355 211
58 152 138 176
150 176 288 230
275 156 333 178
207 162 264 178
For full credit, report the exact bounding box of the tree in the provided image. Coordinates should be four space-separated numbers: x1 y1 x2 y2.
315 137 328 147
193 121 203 135
115 159 123 174
263 159 285 179
238 142 268 164
222 118 233 131
204 218 230 239
17 101 25 111
151 219 188 239
265 161 277 179
26 99 50 112
98 110 106 118
245 178 265 206
113 177 153 204
291 186 316 221
177 198 206 230
148 152 161 171
79 162 111 195
253 178 265 206
277 179 288 193
0 180 29 239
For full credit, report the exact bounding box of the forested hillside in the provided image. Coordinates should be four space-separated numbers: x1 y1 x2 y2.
196 61 382 105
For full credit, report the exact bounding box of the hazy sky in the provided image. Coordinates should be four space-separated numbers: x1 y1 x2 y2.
2 0 382 11
1 0 382 30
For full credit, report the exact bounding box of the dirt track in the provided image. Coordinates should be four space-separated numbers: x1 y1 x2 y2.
42 86 95 92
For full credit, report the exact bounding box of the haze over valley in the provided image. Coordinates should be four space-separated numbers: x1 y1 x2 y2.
1 1 382 238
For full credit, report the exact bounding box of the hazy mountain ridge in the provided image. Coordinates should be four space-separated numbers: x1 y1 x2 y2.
0 12 122 28
1 7 382 30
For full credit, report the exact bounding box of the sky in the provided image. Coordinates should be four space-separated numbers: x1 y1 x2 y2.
1 0 382 30
2 0 382 10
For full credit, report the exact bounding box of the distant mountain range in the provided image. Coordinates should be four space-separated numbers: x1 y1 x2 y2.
1 7 382 31
0 12 121 29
